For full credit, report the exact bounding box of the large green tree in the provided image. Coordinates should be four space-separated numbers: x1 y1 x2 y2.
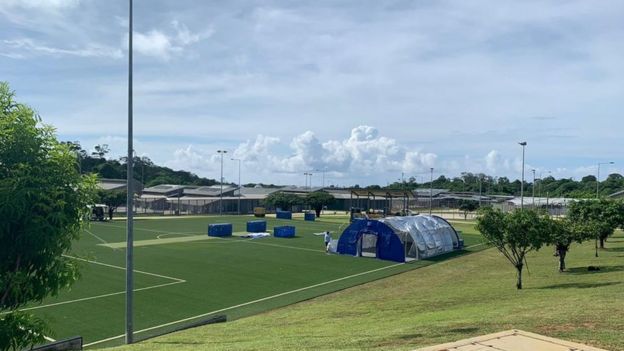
0 82 96 350
476 208 552 289
305 191 335 217
567 199 624 253
546 219 595 272
263 191 303 211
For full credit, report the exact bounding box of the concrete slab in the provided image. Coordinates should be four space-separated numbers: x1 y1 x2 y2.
413 329 608 351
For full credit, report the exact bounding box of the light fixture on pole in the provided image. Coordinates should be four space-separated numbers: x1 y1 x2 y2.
303 172 310 189
596 161 615 198
125 0 134 344
519 142 527 209
217 150 227 215
429 167 434 216
231 158 241 215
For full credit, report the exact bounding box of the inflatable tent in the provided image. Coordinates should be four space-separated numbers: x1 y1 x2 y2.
337 215 462 263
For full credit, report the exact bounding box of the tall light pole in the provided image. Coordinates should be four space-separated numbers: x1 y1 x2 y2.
125 0 134 344
596 162 615 198
429 167 434 215
303 172 310 189
519 142 527 209
478 175 483 207
531 169 536 206
217 150 227 215
231 158 241 215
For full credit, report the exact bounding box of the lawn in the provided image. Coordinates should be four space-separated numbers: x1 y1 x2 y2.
109 227 624 351
16 215 484 348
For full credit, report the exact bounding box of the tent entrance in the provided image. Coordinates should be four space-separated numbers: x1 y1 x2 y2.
359 233 377 258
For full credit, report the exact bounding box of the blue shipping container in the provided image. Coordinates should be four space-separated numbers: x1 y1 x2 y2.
276 211 292 220
247 220 267 233
304 212 316 221
274 226 296 238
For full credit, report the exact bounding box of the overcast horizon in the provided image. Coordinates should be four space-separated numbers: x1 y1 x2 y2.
1 0 622 186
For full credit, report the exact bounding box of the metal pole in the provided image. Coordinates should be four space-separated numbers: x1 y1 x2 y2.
125 0 134 343
519 142 527 209
596 161 615 198
478 175 482 207
217 151 226 215
532 169 535 206
429 167 433 215
231 158 241 215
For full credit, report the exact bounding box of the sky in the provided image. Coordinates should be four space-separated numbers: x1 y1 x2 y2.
1 0 623 187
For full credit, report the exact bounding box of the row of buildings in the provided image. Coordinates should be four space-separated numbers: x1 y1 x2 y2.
98 178 618 216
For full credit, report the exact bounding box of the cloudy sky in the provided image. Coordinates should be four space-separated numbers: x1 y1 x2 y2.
1 0 622 186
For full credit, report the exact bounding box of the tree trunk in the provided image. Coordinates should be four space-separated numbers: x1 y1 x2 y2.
557 247 567 272
315 207 322 217
600 237 605 249
516 263 523 290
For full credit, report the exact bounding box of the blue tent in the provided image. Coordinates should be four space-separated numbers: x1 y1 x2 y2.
337 215 462 263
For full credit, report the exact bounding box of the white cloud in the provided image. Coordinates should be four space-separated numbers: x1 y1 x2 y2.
1 38 122 59
130 21 208 60
0 0 80 11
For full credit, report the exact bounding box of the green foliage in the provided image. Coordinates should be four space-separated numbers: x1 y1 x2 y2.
305 191 335 217
567 199 624 249
0 82 97 346
97 189 127 211
458 200 479 219
0 311 49 351
263 192 303 211
476 208 552 289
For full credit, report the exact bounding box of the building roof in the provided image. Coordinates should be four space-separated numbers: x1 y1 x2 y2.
234 187 281 196
183 186 237 197
97 178 143 192
413 188 449 197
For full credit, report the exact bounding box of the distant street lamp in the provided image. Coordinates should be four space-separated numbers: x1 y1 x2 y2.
531 169 536 206
231 158 241 215
519 142 527 209
596 161 615 198
217 150 227 215
429 167 434 215
303 172 310 189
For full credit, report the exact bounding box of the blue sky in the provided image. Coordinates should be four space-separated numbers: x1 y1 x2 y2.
1 0 623 186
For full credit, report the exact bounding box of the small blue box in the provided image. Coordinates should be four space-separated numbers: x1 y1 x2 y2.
247 220 267 233
208 223 232 237
304 212 316 221
276 210 292 220
274 226 295 238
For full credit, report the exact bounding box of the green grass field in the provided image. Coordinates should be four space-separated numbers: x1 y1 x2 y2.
109 229 624 351
17 215 484 348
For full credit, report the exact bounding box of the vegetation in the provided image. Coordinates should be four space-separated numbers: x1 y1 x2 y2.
567 199 624 252
387 171 624 198
97 190 127 219
263 191 304 211
110 227 624 351
476 208 551 289
458 200 479 219
546 219 594 272
0 82 96 350
305 191 335 217
61 141 219 187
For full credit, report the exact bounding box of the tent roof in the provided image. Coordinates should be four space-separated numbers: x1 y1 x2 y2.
350 189 415 198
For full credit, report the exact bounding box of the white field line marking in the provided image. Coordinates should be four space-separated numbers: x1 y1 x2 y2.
102 223 202 236
83 262 404 348
465 242 487 249
43 336 56 342
63 255 185 283
237 240 324 253
14 281 185 313
84 228 110 245
156 233 196 239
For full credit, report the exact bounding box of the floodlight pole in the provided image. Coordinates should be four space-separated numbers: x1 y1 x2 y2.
217 150 227 215
231 158 241 215
519 142 527 209
596 161 614 198
531 169 536 206
125 0 134 344
429 167 433 216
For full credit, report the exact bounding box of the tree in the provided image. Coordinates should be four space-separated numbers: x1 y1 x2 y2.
91 144 110 159
305 191 335 217
458 200 479 220
567 199 624 253
97 190 127 219
476 208 551 289
0 82 97 350
546 219 595 272
263 192 303 211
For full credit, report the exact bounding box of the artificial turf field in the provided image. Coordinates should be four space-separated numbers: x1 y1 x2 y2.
20 214 485 348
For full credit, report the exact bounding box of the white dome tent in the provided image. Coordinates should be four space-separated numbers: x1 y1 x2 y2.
337 215 463 262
